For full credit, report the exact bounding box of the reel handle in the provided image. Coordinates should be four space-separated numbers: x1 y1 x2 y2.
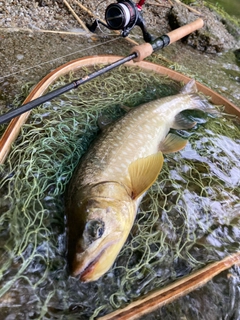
131 18 204 62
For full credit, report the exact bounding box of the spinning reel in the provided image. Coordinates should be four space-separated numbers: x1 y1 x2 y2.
87 0 153 42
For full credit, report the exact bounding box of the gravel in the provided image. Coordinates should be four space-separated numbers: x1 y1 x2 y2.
0 0 80 31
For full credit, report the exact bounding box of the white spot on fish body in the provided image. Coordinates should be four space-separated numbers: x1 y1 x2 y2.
152 118 158 124
126 144 135 151
144 124 151 131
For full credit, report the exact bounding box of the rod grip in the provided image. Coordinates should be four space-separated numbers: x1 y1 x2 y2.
130 18 204 62
167 18 204 44
130 43 153 62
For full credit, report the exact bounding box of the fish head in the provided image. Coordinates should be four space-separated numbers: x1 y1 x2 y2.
68 187 135 282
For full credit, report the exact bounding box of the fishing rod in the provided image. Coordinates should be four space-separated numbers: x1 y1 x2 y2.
0 18 204 125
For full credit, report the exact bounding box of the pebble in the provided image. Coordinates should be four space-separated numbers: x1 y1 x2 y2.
16 54 24 60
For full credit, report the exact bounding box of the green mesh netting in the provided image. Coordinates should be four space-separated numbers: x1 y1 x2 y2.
0 64 239 320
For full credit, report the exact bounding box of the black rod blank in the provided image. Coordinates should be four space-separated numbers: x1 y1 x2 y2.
0 53 137 125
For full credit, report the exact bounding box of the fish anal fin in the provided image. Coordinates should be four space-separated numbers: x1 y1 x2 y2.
128 152 164 199
159 133 188 154
97 115 113 130
172 111 197 129
120 105 131 112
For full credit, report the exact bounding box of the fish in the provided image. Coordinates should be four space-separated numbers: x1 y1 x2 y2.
65 79 210 282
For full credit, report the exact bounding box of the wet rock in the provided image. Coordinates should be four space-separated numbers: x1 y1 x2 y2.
168 3 237 53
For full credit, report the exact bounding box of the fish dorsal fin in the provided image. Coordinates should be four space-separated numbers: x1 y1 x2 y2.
128 152 164 199
180 79 197 94
159 133 188 154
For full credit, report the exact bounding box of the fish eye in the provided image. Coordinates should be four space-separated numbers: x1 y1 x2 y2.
86 219 105 240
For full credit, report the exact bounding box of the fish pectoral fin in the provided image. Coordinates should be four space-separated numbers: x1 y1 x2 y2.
159 133 188 154
172 111 197 129
128 152 164 199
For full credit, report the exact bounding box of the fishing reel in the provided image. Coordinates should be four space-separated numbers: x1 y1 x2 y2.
87 0 153 42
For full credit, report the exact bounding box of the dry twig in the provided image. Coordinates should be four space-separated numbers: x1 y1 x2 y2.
147 1 172 8
0 27 87 35
174 0 202 15
63 0 89 32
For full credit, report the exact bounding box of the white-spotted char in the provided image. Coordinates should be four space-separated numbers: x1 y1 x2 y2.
66 80 211 282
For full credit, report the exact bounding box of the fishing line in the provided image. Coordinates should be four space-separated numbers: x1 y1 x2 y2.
0 36 121 81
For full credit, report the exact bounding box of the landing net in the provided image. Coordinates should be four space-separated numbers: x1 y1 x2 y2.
0 64 239 319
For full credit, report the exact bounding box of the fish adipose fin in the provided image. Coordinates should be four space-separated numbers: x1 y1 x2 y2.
180 79 198 94
128 152 164 199
159 133 188 154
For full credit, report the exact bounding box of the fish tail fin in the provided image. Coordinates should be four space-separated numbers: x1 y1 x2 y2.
181 79 217 114
190 92 216 113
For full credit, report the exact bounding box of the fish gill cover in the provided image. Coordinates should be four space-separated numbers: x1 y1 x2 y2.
0 65 239 319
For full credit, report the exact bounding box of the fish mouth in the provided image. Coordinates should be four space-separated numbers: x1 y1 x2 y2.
72 237 119 282
78 248 105 282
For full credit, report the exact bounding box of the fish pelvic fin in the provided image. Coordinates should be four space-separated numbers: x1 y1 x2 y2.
159 133 188 154
128 152 164 199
